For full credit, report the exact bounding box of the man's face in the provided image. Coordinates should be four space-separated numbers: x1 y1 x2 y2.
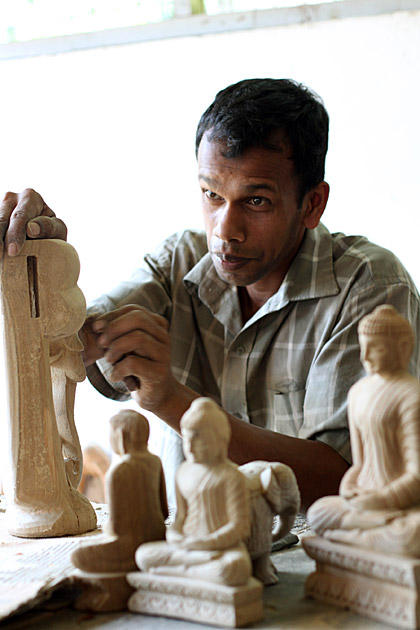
197 133 317 291
182 424 221 464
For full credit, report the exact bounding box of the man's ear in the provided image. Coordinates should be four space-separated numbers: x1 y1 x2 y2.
301 181 329 229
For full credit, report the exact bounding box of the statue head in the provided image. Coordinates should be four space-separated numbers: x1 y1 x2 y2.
358 305 414 375
109 410 150 456
180 398 231 464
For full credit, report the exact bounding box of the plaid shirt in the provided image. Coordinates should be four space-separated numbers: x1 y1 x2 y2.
87 223 420 478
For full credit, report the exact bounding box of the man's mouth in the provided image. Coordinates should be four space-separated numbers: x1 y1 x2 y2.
212 252 251 271
217 253 248 262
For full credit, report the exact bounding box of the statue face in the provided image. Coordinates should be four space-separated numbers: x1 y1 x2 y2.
359 333 402 374
182 425 221 464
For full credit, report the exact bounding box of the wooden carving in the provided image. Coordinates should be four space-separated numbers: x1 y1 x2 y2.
0 239 96 537
307 304 420 553
72 410 168 612
128 398 263 628
304 304 420 629
239 460 300 585
72 410 168 574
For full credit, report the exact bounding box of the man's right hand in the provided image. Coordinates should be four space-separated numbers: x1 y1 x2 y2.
0 189 67 256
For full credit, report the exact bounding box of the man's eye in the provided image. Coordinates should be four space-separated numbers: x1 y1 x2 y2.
204 190 221 200
248 196 266 206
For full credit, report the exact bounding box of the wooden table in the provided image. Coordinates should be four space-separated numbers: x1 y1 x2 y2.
0 497 394 629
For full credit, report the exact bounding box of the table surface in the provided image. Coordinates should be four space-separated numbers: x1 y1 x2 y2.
0 499 397 630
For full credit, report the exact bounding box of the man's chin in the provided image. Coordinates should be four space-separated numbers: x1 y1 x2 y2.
212 261 253 286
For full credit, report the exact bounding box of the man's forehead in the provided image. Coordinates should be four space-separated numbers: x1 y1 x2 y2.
199 129 292 159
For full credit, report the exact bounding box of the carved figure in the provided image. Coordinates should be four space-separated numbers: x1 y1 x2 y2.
128 398 263 627
50 334 86 488
72 410 168 574
239 460 300 585
0 239 96 537
303 305 420 628
307 304 420 554
135 398 252 585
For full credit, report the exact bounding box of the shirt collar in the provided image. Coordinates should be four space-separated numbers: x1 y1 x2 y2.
183 223 339 320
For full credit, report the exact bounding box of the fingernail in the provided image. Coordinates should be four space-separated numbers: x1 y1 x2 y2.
7 243 18 256
27 222 40 237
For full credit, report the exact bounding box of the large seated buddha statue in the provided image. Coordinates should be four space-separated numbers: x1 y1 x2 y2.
307 304 420 556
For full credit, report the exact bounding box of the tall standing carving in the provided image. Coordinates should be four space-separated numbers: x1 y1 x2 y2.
0 239 96 537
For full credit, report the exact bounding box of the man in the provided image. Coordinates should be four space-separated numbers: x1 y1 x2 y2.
2 79 419 511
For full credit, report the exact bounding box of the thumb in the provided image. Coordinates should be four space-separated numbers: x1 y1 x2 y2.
26 216 67 240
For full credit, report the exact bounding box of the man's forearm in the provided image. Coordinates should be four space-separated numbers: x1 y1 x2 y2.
152 382 349 513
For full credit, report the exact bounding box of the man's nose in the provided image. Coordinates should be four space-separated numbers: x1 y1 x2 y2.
213 203 245 243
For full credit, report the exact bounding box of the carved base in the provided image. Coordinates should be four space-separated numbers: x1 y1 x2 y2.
303 535 420 629
6 490 97 538
73 571 134 612
127 572 264 628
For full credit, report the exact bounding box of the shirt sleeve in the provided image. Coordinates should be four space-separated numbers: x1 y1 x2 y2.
302 281 420 464
85 238 177 401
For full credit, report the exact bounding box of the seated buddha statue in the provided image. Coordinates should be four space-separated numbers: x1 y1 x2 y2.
307 304 420 556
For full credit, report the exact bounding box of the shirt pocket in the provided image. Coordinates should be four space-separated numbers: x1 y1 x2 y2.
272 385 306 437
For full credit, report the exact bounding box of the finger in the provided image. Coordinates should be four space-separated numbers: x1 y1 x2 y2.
92 305 150 328
4 188 46 256
26 216 68 240
103 330 169 366
110 355 151 384
123 375 140 391
93 305 168 333
0 191 18 242
95 309 169 346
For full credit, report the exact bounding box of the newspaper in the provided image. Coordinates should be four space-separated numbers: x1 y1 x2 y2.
0 496 107 621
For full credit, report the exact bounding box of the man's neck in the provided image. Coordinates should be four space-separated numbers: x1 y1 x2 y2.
239 282 282 323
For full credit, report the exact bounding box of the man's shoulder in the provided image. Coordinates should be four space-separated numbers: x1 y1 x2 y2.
328 229 416 289
146 229 208 274
153 229 208 259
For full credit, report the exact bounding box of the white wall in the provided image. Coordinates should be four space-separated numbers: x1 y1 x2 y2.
1 7 419 456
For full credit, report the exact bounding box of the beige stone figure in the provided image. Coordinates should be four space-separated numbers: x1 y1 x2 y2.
239 460 300 585
73 410 168 573
50 334 86 488
303 304 420 628
72 410 168 611
0 239 96 537
128 397 263 627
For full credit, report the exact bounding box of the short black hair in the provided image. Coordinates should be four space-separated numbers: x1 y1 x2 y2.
195 78 329 207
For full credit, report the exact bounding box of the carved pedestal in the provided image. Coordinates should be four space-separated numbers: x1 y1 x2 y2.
303 535 420 629
127 573 264 628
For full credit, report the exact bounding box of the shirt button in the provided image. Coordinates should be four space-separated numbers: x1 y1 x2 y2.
236 346 245 356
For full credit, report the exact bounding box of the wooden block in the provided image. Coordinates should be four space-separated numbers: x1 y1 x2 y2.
127 572 264 628
303 536 420 629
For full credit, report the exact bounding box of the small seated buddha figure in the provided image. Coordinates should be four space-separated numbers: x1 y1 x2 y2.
135 397 252 587
72 410 168 573
307 304 420 556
